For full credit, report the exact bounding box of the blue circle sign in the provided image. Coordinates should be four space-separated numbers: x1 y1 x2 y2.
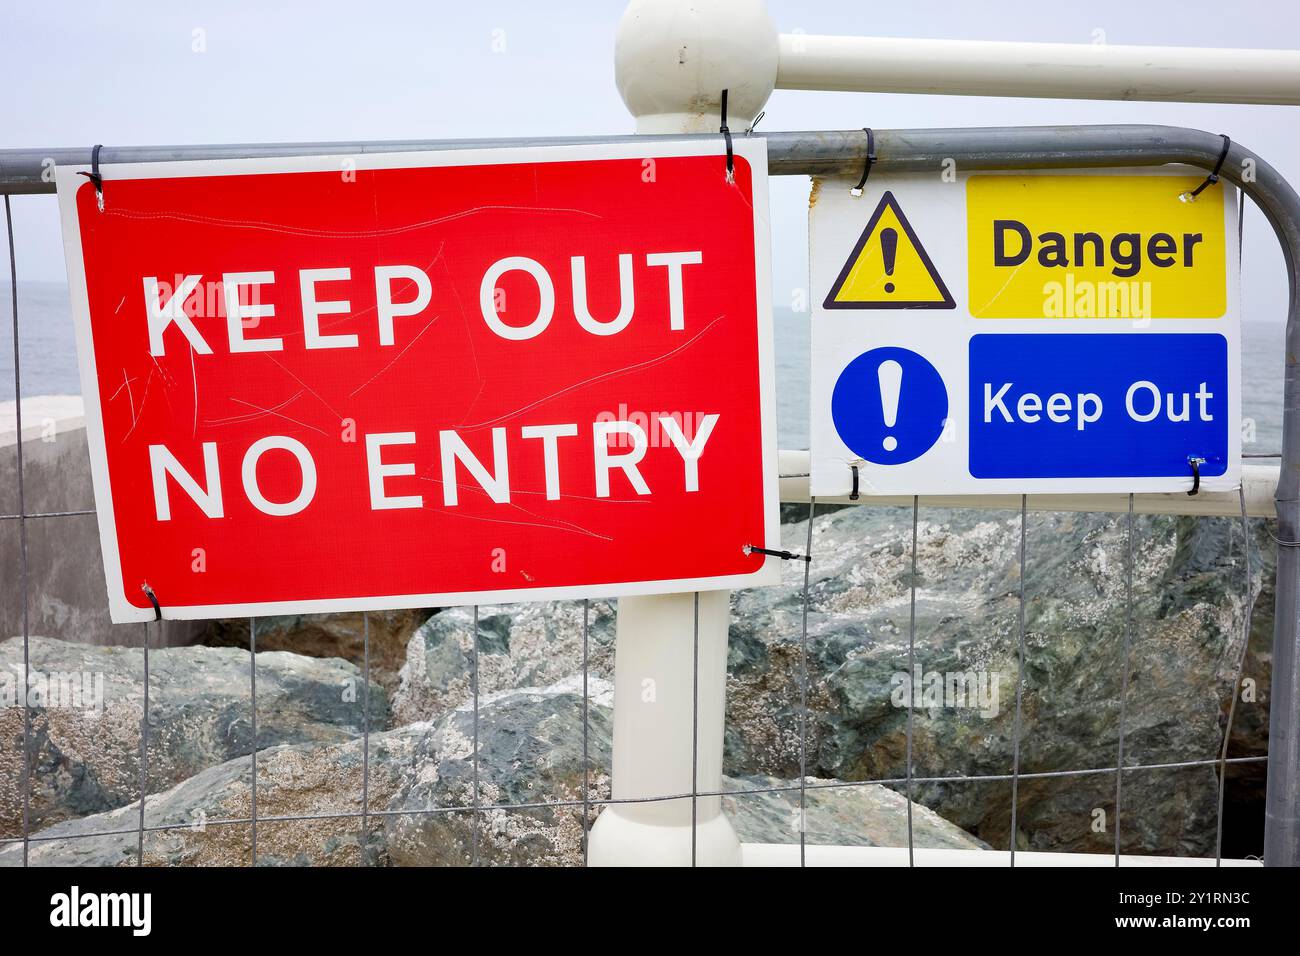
831 347 948 465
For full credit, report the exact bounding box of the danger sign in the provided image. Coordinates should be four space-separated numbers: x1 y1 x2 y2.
810 169 1240 497
822 191 954 310
967 175 1229 319
56 141 779 622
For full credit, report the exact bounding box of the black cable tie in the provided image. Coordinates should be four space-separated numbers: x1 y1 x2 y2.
1181 134 1231 203
1187 456 1206 496
744 544 811 563
720 89 734 184
850 128 876 198
141 582 162 621
77 143 104 211
849 463 861 500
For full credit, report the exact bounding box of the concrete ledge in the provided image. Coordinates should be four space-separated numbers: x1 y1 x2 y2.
777 450 1278 518
1 396 197 647
742 843 1262 866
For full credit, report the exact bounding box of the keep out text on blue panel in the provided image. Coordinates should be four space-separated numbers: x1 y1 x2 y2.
968 333 1229 479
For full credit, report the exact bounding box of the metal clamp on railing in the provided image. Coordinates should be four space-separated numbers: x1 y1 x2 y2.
76 144 105 211
850 127 876 197
743 543 811 563
141 582 162 621
1180 134 1231 202
719 89 734 184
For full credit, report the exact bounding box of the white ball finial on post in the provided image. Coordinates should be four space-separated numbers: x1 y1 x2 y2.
614 0 779 133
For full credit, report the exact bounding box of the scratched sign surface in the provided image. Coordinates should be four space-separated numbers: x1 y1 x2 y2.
56 142 779 623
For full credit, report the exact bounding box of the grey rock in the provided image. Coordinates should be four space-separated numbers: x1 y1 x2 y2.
3 681 982 866
726 504 1271 856
724 773 988 850
18 497 1265 863
377 504 1271 857
391 602 616 725
198 609 433 694
0 635 389 839
383 680 984 865
0 726 420 867
385 678 608 866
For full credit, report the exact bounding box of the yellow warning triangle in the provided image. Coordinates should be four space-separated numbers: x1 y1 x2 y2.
824 191 955 310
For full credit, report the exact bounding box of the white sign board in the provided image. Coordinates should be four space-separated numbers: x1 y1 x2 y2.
810 169 1241 497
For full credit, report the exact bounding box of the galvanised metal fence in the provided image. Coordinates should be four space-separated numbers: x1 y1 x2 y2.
1 126 1296 866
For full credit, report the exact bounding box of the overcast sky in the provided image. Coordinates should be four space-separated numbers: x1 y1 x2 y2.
3 0 1297 324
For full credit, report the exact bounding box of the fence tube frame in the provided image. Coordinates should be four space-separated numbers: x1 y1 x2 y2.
2 124 1298 865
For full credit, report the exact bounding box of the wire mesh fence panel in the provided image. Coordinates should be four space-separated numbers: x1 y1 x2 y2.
0 131 1284 868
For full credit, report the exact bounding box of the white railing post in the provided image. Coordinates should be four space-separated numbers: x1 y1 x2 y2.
775 34 1300 104
587 0 778 867
592 0 1300 868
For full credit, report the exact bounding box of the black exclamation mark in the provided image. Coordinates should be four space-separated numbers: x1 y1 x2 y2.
881 227 898 294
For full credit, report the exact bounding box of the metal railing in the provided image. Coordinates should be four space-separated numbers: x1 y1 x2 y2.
2 125 1296 866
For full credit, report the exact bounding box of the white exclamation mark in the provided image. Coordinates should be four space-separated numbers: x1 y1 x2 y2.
878 359 902 451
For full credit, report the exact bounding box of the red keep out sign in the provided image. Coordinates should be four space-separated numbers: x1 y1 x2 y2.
56 141 779 622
